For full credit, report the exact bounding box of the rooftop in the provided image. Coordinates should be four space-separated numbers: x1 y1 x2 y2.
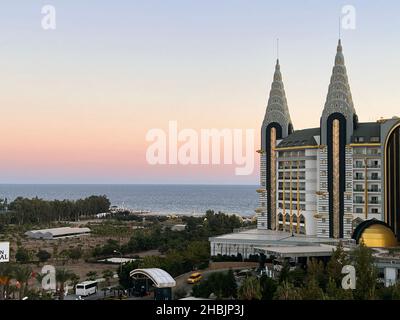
209 228 343 246
277 128 319 148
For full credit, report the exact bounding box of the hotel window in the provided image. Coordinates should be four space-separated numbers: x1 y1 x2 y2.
322 218 326 223
321 171 327 176
371 173 379 180
371 208 379 214
370 185 379 192
347 183 352 189
346 207 352 212
355 208 363 214
367 148 380 155
371 160 379 168
355 184 363 191
322 229 326 234
322 182 327 189
346 218 351 224
370 196 379 204
261 202 265 207
346 195 351 200
355 160 363 168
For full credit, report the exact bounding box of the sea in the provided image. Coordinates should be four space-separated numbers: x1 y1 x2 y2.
0 184 258 217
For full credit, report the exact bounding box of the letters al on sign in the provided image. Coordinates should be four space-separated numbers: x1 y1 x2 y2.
0 242 10 262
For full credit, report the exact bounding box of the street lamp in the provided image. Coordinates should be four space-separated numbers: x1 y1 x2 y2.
113 250 123 276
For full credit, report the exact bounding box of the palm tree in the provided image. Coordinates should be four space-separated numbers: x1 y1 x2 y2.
274 281 302 300
55 268 73 300
0 263 13 300
237 276 262 300
13 265 32 300
70 273 80 291
102 270 114 287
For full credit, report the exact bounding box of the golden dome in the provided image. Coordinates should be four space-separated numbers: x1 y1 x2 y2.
359 224 398 248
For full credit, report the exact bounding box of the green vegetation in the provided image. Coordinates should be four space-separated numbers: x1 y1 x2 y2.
237 276 262 300
192 270 237 299
0 195 110 225
15 247 31 263
36 250 51 263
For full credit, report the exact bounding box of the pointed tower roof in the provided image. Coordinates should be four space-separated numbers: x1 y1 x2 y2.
322 39 356 118
263 59 293 128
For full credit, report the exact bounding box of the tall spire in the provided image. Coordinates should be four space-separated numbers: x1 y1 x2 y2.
321 39 357 143
263 59 293 132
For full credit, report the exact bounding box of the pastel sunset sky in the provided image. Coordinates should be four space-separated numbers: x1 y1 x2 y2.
0 1 399 184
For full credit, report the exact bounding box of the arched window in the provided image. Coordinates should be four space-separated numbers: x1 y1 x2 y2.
300 214 305 224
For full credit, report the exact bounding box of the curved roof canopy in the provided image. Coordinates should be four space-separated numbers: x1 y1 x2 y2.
352 219 398 248
129 268 176 288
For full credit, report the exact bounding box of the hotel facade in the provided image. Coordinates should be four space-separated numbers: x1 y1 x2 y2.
210 40 400 258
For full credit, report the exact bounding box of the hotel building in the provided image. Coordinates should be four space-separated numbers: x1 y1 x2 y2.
210 40 400 259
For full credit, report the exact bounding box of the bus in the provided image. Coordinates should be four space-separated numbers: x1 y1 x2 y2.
75 281 98 296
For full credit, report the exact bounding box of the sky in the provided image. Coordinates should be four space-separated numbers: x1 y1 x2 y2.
0 0 399 184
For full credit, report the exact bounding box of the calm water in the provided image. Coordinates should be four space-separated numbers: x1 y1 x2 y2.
0 185 258 217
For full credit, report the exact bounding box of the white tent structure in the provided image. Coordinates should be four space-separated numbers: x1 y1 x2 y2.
129 268 176 288
25 227 91 240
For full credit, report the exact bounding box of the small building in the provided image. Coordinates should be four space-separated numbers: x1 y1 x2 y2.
25 227 91 240
171 224 187 231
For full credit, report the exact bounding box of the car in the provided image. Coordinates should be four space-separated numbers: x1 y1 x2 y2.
187 272 202 284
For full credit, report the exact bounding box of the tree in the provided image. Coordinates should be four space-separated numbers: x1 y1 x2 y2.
102 269 114 287
306 258 327 289
274 281 302 300
192 271 237 299
69 273 80 291
300 278 325 300
56 268 74 300
325 277 353 300
15 247 30 263
86 271 98 281
327 241 349 286
13 265 32 300
238 276 262 300
350 242 378 300
259 275 278 300
36 250 51 263
0 263 13 300
67 247 82 261
278 261 291 283
118 260 140 289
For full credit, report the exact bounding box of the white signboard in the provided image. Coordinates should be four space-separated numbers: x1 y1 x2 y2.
0 242 10 262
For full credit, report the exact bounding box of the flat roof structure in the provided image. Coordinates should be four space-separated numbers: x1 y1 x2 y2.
25 227 91 240
209 228 344 246
209 228 356 259
255 244 339 258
